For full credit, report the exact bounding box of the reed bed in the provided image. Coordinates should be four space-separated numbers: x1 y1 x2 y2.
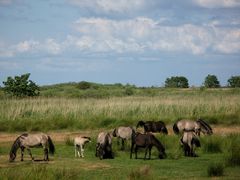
0 91 239 131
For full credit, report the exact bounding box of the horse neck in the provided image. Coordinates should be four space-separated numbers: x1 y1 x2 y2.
151 136 164 152
197 119 212 133
10 137 21 154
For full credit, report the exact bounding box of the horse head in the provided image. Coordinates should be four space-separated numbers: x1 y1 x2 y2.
9 152 16 162
136 120 145 128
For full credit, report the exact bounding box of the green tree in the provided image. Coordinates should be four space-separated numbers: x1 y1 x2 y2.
228 76 240 87
2 73 39 97
204 74 220 88
165 76 189 88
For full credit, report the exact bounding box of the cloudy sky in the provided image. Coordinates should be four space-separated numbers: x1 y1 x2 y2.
0 0 240 86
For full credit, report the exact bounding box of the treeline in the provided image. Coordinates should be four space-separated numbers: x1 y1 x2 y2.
1 73 240 98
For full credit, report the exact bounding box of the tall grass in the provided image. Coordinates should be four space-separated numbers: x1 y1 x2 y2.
0 89 239 131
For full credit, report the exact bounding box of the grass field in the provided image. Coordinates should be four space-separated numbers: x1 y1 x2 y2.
0 133 240 179
0 88 240 179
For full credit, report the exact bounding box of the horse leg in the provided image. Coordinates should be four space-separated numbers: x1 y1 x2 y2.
75 145 77 157
134 146 138 159
144 147 149 160
80 145 84 158
27 148 34 161
149 146 152 160
44 148 49 161
77 146 81 157
184 145 188 156
95 143 100 157
130 143 134 159
20 147 25 161
121 139 125 150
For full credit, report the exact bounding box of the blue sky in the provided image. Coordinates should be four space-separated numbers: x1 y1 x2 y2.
0 0 240 87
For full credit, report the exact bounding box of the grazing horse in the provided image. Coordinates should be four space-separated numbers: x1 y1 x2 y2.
9 133 55 162
173 119 213 136
136 120 168 134
130 132 166 160
95 132 114 160
180 130 201 157
112 126 135 150
74 136 91 158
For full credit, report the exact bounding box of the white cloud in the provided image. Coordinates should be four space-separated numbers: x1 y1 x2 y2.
0 17 239 58
68 0 146 14
44 39 62 55
15 40 39 53
214 29 240 53
73 17 214 55
194 0 240 8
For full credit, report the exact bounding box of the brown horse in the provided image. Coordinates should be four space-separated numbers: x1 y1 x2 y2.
130 132 166 160
137 120 168 134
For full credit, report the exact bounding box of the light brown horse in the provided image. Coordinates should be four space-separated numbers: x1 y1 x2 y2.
173 119 213 136
112 126 135 150
9 133 55 162
180 130 201 157
95 132 114 160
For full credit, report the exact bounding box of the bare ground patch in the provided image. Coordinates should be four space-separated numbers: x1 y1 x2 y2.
0 126 239 143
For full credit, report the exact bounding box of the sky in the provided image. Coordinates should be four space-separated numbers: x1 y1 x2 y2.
0 0 240 87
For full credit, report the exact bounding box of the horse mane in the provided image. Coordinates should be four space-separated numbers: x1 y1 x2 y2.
82 136 91 140
197 119 213 134
10 134 28 155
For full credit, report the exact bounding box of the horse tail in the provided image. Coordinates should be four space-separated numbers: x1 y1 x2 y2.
192 137 201 147
112 128 117 137
47 136 55 155
197 119 213 135
173 122 179 135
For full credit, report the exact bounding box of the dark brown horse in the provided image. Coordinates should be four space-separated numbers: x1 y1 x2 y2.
137 120 168 134
130 132 166 160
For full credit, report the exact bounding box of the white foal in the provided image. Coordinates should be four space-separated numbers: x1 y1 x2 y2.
74 136 91 158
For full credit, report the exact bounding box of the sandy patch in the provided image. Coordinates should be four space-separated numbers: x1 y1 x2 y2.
0 126 239 143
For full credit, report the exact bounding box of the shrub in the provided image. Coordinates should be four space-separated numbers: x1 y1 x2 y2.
207 162 224 177
128 165 153 180
77 81 92 90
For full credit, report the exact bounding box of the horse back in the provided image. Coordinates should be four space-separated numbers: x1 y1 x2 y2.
117 126 134 139
20 133 48 147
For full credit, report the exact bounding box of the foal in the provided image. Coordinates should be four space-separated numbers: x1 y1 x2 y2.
74 136 91 158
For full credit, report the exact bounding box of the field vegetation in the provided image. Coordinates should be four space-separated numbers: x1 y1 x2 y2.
0 83 239 179
0 86 240 132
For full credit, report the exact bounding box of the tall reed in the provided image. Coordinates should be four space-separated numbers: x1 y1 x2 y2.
0 89 239 131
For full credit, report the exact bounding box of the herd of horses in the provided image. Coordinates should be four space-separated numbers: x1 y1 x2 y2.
9 119 213 162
